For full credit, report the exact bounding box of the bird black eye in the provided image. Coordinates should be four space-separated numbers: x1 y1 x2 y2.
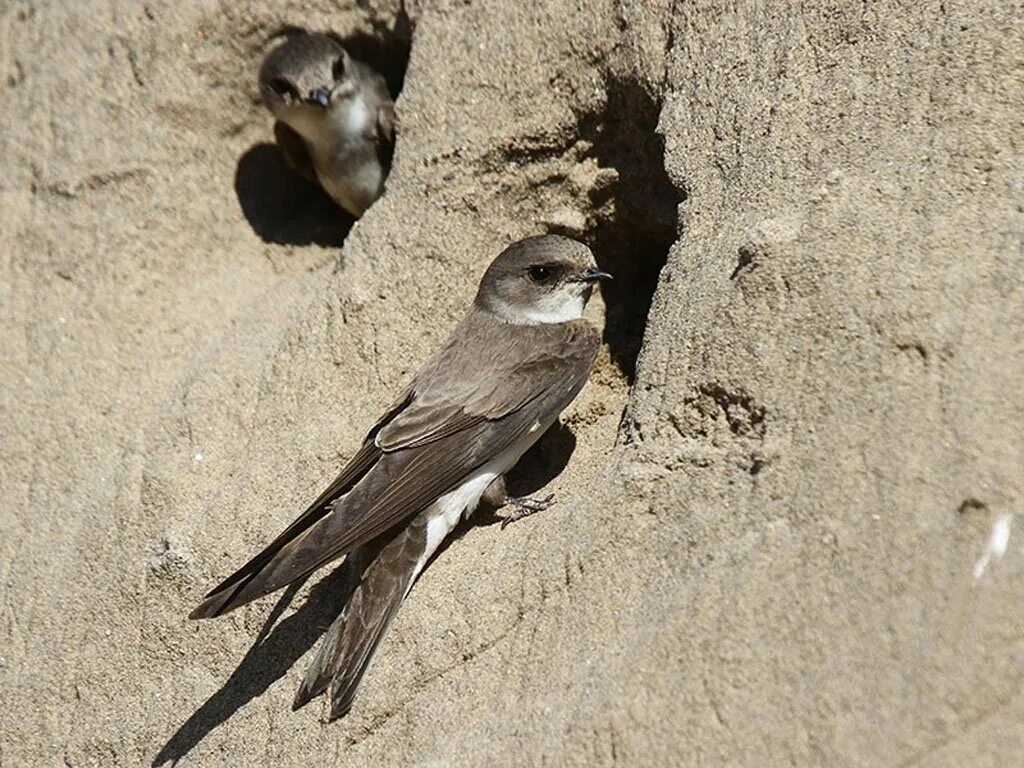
528 265 553 284
268 77 297 98
332 56 346 80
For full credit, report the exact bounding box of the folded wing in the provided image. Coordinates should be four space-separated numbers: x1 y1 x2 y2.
190 320 599 620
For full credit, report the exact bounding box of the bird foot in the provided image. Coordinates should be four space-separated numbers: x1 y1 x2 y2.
500 493 555 529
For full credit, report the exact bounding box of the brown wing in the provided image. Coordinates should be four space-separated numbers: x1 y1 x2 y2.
373 101 396 174
375 103 395 144
373 321 596 450
189 392 410 619
191 321 599 619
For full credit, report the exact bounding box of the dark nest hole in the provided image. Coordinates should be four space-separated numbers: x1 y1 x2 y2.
234 16 412 248
552 78 686 382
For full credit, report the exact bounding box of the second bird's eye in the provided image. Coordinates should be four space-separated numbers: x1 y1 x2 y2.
528 265 552 283
268 78 297 98
332 56 346 79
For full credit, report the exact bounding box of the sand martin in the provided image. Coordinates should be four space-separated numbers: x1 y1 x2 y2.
259 31 395 217
191 234 611 719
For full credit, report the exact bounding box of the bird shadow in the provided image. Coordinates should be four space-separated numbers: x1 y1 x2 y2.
151 565 356 766
151 421 576 765
234 142 354 248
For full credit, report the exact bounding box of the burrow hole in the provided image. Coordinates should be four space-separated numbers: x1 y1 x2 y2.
545 77 686 381
234 15 412 248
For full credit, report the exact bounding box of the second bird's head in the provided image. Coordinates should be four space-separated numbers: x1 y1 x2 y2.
259 32 357 121
476 235 612 325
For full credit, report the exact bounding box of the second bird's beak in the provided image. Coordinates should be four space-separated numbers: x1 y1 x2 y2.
306 87 332 108
578 267 613 283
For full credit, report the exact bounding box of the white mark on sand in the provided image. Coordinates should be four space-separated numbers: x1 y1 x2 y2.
193 452 203 462
973 513 1011 580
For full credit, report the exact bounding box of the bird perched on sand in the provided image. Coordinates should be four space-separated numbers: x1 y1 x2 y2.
191 234 611 719
259 30 395 217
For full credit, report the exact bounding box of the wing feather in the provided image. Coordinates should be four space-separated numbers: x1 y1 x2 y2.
191 318 599 620
204 405 543 613
190 392 411 619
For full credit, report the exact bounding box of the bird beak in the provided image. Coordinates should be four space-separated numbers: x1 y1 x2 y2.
306 87 332 108
578 267 613 283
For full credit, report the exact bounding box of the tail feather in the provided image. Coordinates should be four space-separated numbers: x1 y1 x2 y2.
293 511 428 718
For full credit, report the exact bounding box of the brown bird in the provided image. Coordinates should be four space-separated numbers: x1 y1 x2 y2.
191 234 610 719
259 30 395 217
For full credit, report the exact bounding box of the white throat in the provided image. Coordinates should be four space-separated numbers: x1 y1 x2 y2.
281 93 371 154
489 291 586 325
328 91 371 144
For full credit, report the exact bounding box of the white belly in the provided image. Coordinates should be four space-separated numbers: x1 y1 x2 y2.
412 417 555 580
336 92 371 138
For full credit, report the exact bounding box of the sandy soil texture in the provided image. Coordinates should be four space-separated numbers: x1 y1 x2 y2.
1 0 1021 765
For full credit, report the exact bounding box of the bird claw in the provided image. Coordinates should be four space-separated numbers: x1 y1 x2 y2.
500 493 555 529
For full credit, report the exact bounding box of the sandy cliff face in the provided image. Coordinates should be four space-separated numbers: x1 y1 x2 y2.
1 1 1020 765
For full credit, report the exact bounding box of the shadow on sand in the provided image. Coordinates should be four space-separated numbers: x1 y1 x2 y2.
152 421 576 765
